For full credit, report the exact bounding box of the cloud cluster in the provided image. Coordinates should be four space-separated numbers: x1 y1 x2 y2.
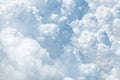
0 0 120 80
70 0 120 79
0 27 64 80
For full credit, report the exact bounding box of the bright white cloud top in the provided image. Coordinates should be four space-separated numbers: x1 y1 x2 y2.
0 0 120 80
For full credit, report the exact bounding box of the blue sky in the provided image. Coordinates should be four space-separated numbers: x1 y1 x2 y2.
0 0 120 80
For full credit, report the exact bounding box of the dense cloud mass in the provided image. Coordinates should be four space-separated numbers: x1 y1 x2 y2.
0 0 120 80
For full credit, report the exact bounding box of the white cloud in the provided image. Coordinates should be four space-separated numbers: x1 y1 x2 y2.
39 23 59 39
112 4 120 18
61 0 75 15
0 27 63 80
0 0 120 80
0 0 41 36
112 19 120 38
79 64 100 80
70 0 120 79
64 77 74 80
105 68 120 80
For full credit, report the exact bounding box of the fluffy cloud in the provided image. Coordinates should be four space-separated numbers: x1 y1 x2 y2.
0 27 63 80
70 0 120 80
0 0 120 80
0 0 41 37
38 23 59 39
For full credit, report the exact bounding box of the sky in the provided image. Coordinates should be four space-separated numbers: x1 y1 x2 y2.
0 0 120 80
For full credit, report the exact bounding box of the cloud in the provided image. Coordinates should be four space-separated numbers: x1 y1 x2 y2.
38 23 59 39
0 0 41 37
0 27 63 80
0 0 120 80
64 77 74 80
105 68 120 80
70 0 120 79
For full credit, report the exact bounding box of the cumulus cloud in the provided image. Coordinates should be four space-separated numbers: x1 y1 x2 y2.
0 27 63 80
0 0 120 80
70 0 120 79
38 23 59 39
